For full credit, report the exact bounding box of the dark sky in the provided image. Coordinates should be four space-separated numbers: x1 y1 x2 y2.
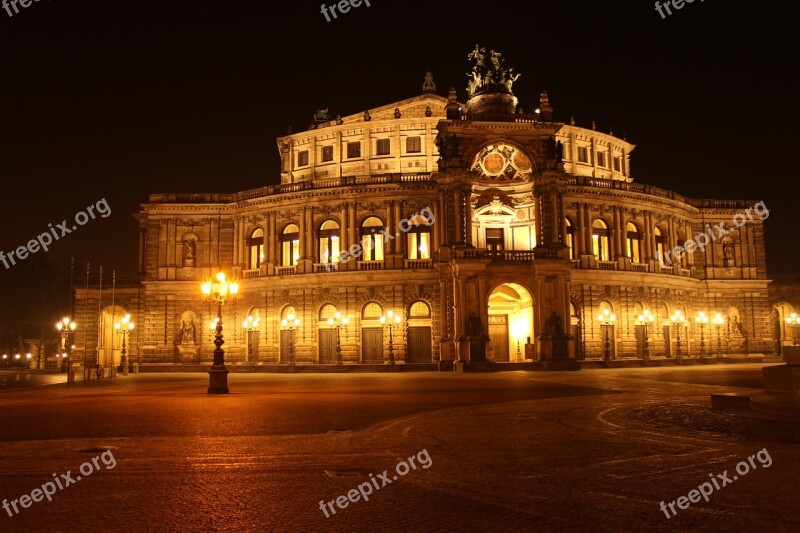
1 0 797 292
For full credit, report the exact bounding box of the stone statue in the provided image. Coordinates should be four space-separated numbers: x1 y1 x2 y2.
183 240 196 267
723 240 734 264
466 45 520 98
181 320 196 344
422 71 436 93
313 109 331 122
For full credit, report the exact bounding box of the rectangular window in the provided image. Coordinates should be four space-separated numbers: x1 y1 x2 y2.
577 146 588 163
322 146 334 162
613 156 621 172
597 151 607 168
407 232 431 260
406 136 422 153
361 234 384 261
347 142 361 159
297 150 309 167
376 138 390 156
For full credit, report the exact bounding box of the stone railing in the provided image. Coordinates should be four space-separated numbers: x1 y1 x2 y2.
275 265 297 276
313 263 339 273
242 269 262 279
357 260 384 271
404 259 433 269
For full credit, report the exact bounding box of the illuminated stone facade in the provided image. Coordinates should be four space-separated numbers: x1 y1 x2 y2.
73 57 781 368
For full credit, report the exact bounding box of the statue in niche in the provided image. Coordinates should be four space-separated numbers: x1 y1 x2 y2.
183 240 196 267
722 239 735 267
181 320 196 344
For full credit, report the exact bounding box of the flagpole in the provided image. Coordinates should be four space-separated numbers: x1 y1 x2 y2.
97 266 103 377
111 270 116 378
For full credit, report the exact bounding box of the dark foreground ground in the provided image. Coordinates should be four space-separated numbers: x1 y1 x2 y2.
0 365 798 532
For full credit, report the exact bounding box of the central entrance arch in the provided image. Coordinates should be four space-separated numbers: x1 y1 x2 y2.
488 283 534 362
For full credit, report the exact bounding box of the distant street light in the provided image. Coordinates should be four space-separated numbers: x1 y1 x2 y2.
56 317 76 373
712 312 725 359
281 312 301 365
327 311 349 365
598 308 616 361
242 315 260 363
114 313 134 375
380 310 402 365
201 271 240 394
637 309 655 360
670 310 686 359
695 312 709 357
786 312 800 346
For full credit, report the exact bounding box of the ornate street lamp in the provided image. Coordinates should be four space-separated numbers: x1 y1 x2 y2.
114 313 135 375
380 309 402 365
242 315 260 363
712 312 725 359
327 311 349 365
695 311 709 357
201 271 240 394
670 310 686 359
598 308 616 361
637 309 655 360
786 312 800 346
281 312 301 365
56 317 76 373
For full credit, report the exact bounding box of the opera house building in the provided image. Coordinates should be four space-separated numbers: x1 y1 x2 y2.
74 49 784 370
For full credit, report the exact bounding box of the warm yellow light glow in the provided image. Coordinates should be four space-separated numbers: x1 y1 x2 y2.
327 317 334 326
201 282 211 295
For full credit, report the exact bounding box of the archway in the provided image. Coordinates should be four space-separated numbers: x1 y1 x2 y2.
488 283 534 362
98 305 130 369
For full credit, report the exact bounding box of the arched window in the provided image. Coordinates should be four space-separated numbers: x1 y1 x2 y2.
654 226 665 265
248 228 264 269
281 224 300 266
360 217 385 261
565 218 576 260
318 220 340 264
362 302 383 320
409 301 431 318
592 219 610 261
319 303 338 321
406 214 432 260
626 222 642 264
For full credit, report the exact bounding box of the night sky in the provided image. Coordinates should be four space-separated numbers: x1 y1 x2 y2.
1 0 798 329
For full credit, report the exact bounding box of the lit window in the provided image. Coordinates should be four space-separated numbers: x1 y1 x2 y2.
409 301 431 318
347 142 361 159
248 228 264 269
565 219 576 260
655 226 665 265
297 150 309 167
406 136 422 153
626 222 641 263
406 214 432 260
281 224 300 266
318 220 340 265
360 217 384 261
376 139 390 156
322 146 334 162
362 302 383 319
592 219 610 261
